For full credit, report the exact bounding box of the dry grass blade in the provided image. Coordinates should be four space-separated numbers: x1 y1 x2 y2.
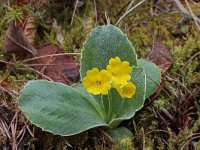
105 12 110 25
185 0 200 30
115 0 146 26
21 64 53 81
17 127 26 147
182 49 200 72
126 0 135 12
146 129 169 135
8 111 19 129
0 85 17 100
174 0 200 30
180 135 200 150
70 0 79 26
27 63 79 67
93 0 98 26
166 75 194 101
11 123 17 150
0 119 11 139
25 123 34 137
22 53 81 63
0 110 34 149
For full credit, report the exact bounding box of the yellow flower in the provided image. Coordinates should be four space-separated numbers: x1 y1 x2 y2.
83 57 136 98
83 68 112 95
115 82 136 98
106 57 132 86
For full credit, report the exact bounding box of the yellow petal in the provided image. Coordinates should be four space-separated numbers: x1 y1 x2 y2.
116 82 136 99
86 68 99 77
106 57 132 85
83 68 111 95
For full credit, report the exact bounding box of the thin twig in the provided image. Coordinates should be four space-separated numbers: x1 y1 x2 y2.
93 0 98 26
0 85 17 100
115 0 146 26
17 129 26 147
141 127 145 150
21 65 53 81
174 0 200 23
22 53 81 63
146 129 169 135
105 12 110 25
25 124 34 137
8 111 19 129
11 123 17 150
126 0 135 12
7 0 10 6
185 0 200 30
182 51 200 72
39 50 57 76
0 119 11 139
70 0 79 26
166 75 194 98
180 135 200 150
27 63 79 67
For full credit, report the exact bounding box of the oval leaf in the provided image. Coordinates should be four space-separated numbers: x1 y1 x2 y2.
73 66 146 129
108 67 146 128
18 80 108 136
105 127 133 142
138 59 161 99
80 25 137 78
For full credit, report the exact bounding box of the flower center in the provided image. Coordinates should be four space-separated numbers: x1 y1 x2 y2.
112 72 119 77
96 80 101 85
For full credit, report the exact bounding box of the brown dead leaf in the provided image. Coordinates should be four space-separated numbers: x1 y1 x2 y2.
147 42 172 74
20 15 36 44
3 21 37 56
32 44 80 85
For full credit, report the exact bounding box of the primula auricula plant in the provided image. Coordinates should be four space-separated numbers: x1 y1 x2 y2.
18 25 161 140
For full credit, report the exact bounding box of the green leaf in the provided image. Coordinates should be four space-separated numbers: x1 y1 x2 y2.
105 127 133 142
73 67 146 129
80 25 137 78
108 67 146 128
138 59 161 99
72 84 107 119
18 80 108 136
74 68 145 129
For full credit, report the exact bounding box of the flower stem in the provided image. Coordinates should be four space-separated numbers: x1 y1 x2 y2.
100 95 107 121
107 91 113 122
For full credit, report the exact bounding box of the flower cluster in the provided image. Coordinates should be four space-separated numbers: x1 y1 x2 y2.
83 57 136 99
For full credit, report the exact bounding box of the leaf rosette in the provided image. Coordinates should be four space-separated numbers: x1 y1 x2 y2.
18 25 161 138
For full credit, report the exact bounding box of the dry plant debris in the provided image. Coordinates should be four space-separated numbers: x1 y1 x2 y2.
32 44 80 84
3 21 37 57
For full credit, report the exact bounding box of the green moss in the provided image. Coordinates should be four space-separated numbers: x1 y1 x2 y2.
171 32 200 86
112 137 135 150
